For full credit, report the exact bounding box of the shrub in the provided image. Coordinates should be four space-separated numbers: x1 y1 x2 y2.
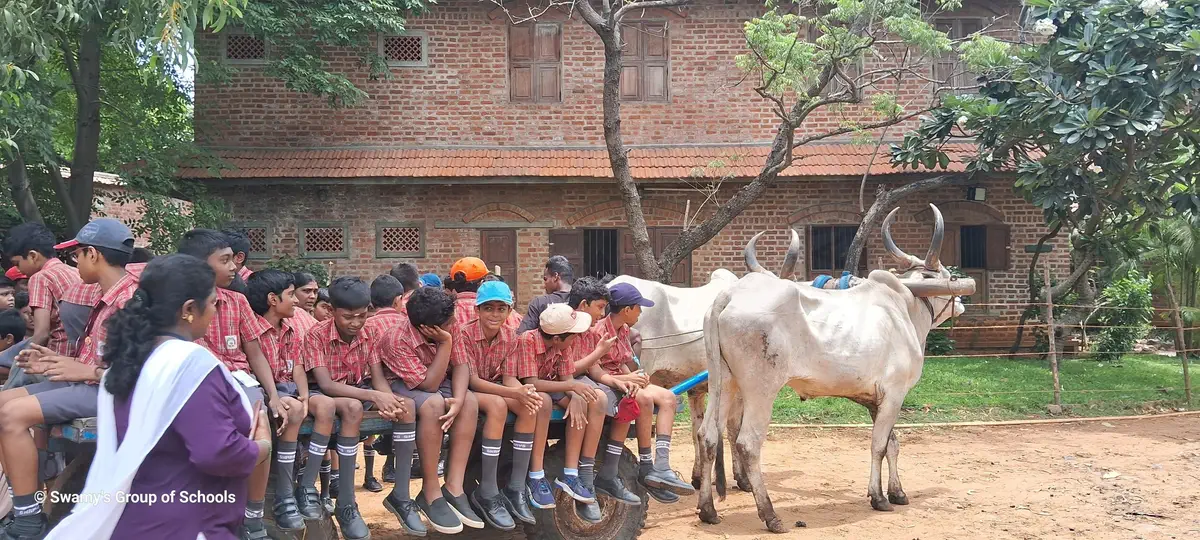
925 325 956 356
1091 270 1154 362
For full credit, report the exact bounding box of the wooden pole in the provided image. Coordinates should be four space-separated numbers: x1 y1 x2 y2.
1165 281 1192 407
1044 262 1062 408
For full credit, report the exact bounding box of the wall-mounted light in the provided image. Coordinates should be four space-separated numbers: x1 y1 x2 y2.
966 186 986 202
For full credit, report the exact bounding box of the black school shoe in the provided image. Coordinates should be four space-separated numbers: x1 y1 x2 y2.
335 503 371 540
363 476 384 493
415 495 464 535
575 500 602 524
383 494 428 537
441 486 484 529
273 496 306 530
500 486 536 525
1 514 47 540
641 468 696 496
382 457 396 483
294 486 324 520
594 476 641 505
469 490 516 531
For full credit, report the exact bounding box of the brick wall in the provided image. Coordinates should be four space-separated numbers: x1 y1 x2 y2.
215 175 1069 349
93 185 193 246
194 0 1023 148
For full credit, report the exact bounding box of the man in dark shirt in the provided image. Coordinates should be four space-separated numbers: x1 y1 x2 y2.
516 256 574 334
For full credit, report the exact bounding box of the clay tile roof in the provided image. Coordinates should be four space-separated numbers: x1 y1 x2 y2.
179 144 979 181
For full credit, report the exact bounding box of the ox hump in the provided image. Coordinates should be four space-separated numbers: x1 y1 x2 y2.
867 269 911 296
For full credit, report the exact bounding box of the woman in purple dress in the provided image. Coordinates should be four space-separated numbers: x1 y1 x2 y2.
47 254 272 539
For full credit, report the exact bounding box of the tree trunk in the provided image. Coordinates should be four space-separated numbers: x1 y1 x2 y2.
1010 223 1062 353
66 23 103 234
596 26 663 282
4 152 45 224
841 173 971 274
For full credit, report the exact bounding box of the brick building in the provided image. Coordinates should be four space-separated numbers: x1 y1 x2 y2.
186 0 1067 349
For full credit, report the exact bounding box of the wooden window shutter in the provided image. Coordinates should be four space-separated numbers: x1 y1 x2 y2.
984 224 1011 271
943 225 962 267
619 22 669 102
510 25 533 61
549 229 585 279
510 24 561 103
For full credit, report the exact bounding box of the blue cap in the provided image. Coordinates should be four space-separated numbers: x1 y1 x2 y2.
55 218 134 254
476 281 514 306
419 273 442 288
608 282 655 308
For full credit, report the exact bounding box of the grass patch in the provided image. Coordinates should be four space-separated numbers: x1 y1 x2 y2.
675 354 1194 424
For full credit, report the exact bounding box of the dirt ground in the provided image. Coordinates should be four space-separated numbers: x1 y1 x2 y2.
353 415 1200 539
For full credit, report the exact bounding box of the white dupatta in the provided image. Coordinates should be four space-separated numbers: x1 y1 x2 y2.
46 339 253 540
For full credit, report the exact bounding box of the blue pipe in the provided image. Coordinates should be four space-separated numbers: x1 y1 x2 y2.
670 371 709 396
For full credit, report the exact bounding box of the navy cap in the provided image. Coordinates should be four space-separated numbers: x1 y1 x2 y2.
608 282 655 308
55 218 134 254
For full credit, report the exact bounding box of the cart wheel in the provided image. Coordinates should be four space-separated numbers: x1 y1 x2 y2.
45 448 94 526
526 443 647 540
264 453 339 540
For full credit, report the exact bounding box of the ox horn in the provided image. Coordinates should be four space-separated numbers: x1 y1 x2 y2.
925 204 945 270
744 231 769 274
778 229 800 279
901 277 977 297
881 207 913 266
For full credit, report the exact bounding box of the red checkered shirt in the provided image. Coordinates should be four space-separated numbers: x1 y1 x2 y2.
453 319 518 383
28 258 82 356
511 330 572 382
453 292 522 331
593 317 633 375
361 307 404 345
378 322 464 389
302 318 376 385
197 288 271 372
238 266 253 281
256 315 301 384
61 283 100 308
291 308 318 336
77 273 139 369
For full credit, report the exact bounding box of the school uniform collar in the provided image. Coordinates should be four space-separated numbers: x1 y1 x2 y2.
98 272 137 308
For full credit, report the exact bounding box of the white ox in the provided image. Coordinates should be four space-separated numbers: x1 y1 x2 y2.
608 269 740 488
695 205 976 533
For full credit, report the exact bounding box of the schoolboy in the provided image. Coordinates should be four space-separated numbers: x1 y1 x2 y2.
0 218 136 539
456 281 549 529
356 275 409 493
0 278 14 311
3 223 81 357
245 270 337 530
589 283 695 504
303 277 407 540
557 277 626 520
446 258 520 330
0 310 26 379
376 287 480 535
510 302 611 523
225 229 254 282
177 228 282 540
3 268 27 294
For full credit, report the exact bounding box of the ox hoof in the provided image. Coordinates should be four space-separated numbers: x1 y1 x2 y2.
698 506 722 525
765 517 787 534
888 491 909 506
870 495 894 512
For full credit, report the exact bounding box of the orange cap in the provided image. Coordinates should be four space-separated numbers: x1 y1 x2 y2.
450 257 488 282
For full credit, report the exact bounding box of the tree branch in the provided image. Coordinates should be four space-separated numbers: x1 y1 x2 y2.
614 0 689 20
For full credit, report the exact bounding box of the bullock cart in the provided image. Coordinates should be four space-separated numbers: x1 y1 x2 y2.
46 373 708 539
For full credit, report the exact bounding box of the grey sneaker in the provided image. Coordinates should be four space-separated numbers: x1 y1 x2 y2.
383 494 427 537
416 495 464 535
642 468 696 496
594 476 641 505
575 500 602 524
442 486 484 529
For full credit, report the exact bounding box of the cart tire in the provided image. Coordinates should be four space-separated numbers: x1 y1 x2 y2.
526 443 647 540
265 451 340 540
45 448 94 526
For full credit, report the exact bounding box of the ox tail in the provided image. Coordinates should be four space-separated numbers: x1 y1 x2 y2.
702 289 732 501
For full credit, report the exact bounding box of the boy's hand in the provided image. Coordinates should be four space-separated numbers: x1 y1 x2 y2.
614 378 638 398
42 357 95 382
297 396 309 421
440 397 461 431
514 384 542 414
419 325 452 345
268 398 290 435
564 396 588 430
570 381 598 402
16 343 51 371
373 391 403 416
594 335 618 355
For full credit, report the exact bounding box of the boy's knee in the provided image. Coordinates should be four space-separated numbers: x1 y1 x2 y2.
537 393 553 416
0 398 37 431
419 394 446 419
339 399 364 421
635 392 654 407
283 398 306 422
590 391 609 413
309 396 335 419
